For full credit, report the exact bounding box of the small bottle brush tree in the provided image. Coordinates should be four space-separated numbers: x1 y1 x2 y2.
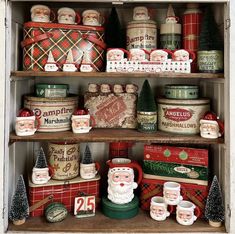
82 145 93 164
35 147 48 168
137 80 157 132
205 175 225 227
9 175 29 225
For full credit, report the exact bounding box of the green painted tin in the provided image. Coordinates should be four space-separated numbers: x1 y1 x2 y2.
197 50 223 73
164 84 199 99
36 84 69 98
45 202 68 223
102 196 139 219
137 111 157 133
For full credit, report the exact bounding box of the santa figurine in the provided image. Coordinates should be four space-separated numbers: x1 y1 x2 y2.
30 5 51 23
15 108 38 136
82 9 102 26
44 51 59 72
57 7 77 25
200 111 224 139
62 49 78 72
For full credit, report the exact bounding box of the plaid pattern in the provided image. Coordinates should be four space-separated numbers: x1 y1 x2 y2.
22 22 105 71
29 178 100 217
140 178 208 218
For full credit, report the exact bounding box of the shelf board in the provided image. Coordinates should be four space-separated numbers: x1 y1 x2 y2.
9 129 224 145
8 210 225 233
11 71 224 79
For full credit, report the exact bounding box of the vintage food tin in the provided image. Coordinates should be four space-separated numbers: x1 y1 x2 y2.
164 84 199 99
102 195 139 219
157 98 210 134
126 20 157 51
137 111 157 133
24 95 78 132
36 84 69 98
197 50 224 73
48 142 79 180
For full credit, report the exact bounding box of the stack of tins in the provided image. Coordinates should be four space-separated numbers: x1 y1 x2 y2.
183 3 202 72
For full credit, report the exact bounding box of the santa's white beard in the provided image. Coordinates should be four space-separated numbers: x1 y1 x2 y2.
176 216 194 226
107 180 135 204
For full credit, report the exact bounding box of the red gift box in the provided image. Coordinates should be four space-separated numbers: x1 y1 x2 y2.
140 178 208 218
28 175 100 217
144 145 208 166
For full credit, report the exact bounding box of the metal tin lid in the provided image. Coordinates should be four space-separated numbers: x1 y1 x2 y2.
165 84 199 90
36 83 69 89
127 20 157 27
157 97 210 105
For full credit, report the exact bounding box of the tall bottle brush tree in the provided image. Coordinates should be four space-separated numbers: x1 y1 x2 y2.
35 147 48 168
9 175 29 225
205 175 225 227
82 145 93 164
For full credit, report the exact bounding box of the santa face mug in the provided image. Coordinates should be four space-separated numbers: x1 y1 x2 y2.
176 200 201 226
31 5 52 23
82 9 103 26
150 196 173 221
150 49 170 63
15 115 39 136
57 7 80 25
32 167 50 185
163 181 183 206
80 162 100 180
106 158 142 204
129 48 149 61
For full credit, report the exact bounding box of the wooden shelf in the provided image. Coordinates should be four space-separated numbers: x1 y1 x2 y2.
9 129 224 145
8 210 225 233
11 71 224 79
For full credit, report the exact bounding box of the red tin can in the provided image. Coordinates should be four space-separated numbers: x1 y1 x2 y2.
109 142 130 159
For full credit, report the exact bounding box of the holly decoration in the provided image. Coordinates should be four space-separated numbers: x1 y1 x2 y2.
205 175 225 227
82 145 93 164
137 80 157 112
9 175 29 225
35 147 48 168
198 6 223 51
105 7 125 48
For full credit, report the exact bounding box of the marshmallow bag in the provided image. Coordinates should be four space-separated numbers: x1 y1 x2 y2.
21 22 106 71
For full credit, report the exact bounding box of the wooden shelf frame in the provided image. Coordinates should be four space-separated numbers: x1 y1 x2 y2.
11 71 225 79
9 129 224 145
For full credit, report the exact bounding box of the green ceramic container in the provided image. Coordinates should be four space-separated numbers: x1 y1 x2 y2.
102 196 139 219
36 84 69 98
164 84 199 99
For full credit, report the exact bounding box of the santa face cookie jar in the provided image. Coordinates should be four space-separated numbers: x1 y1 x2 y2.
107 158 142 204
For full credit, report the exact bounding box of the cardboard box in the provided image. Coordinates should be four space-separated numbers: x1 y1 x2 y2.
140 177 208 218
28 175 100 217
144 145 208 166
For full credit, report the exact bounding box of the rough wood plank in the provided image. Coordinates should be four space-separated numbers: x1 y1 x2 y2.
8 210 225 233
10 71 225 79
9 129 224 145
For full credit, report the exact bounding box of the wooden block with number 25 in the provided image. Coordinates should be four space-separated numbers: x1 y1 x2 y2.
74 196 96 218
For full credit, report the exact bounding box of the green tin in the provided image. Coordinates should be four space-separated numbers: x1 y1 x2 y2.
102 196 139 219
36 83 69 98
160 34 181 50
45 202 68 223
197 50 223 73
137 111 157 133
165 84 199 99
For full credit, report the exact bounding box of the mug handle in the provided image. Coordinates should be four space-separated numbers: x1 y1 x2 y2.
168 204 174 214
130 161 143 185
90 115 96 127
194 205 201 219
95 162 100 172
50 10 56 23
35 115 41 130
76 12 81 24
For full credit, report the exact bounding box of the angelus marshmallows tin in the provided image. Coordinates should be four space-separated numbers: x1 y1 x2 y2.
164 84 199 99
36 84 69 98
24 95 78 132
157 97 210 134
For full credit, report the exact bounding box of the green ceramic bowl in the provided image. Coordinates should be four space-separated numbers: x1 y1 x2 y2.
102 196 139 219
35 83 69 98
164 84 199 99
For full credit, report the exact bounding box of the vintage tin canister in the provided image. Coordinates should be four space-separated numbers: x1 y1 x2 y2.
137 111 157 133
24 95 78 132
197 50 224 73
48 142 79 180
35 84 69 98
164 84 199 99
126 20 157 51
157 98 210 134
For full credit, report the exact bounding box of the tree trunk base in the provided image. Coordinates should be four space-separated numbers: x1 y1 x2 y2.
209 220 222 227
13 218 26 225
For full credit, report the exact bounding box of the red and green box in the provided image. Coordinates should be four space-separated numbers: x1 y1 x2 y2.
144 145 208 166
140 177 208 218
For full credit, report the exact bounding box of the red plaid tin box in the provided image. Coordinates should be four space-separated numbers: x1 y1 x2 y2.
140 178 208 217
21 22 106 71
144 145 208 166
28 175 100 217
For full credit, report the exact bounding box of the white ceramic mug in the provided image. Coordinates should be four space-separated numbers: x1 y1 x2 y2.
80 162 100 179
129 48 149 61
176 200 201 226
30 5 52 23
150 196 173 221
163 181 183 205
32 167 50 185
15 116 39 136
57 7 80 25
71 114 94 133
82 9 103 26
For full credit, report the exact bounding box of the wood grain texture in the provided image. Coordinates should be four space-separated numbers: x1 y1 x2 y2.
8 210 225 233
9 129 224 145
